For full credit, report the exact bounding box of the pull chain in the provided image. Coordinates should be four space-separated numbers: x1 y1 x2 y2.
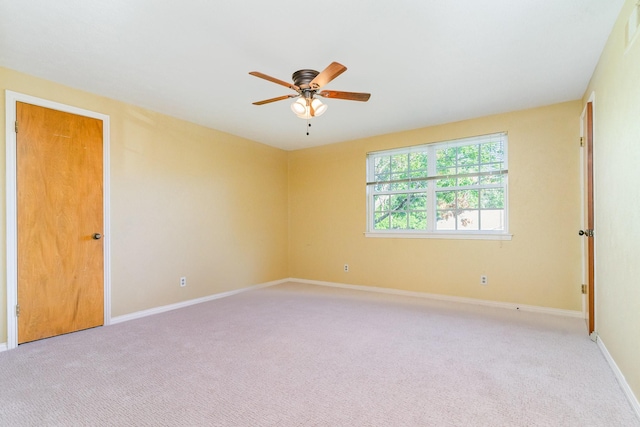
306 120 311 136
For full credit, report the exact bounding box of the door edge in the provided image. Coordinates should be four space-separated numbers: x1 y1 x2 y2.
580 91 597 335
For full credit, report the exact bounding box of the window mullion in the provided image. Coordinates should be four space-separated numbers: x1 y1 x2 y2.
427 145 436 232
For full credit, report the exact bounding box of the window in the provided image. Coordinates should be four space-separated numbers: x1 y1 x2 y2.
366 132 509 239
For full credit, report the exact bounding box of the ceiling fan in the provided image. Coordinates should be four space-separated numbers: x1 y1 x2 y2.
249 62 371 119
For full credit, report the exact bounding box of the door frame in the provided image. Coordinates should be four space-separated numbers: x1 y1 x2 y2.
580 92 596 337
5 90 111 349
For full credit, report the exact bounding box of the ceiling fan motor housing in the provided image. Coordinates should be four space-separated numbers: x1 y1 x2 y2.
292 69 320 89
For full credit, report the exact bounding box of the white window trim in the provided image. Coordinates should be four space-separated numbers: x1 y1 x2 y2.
366 132 510 240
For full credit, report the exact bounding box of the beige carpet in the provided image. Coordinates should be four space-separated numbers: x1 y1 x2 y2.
0 282 638 426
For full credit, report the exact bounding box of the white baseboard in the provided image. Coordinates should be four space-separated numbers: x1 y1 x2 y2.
597 336 640 421
0 278 582 351
290 278 583 318
110 279 286 325
0 278 289 350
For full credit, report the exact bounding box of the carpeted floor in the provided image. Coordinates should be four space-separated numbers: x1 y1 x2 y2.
0 282 638 426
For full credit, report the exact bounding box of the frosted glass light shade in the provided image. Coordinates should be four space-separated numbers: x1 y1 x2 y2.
291 98 327 119
311 99 327 117
291 98 307 115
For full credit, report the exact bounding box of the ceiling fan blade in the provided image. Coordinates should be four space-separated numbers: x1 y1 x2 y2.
252 94 298 105
249 71 300 91
317 90 371 102
309 62 347 89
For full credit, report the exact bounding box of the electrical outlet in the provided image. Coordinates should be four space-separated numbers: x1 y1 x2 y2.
180 277 187 287
344 264 349 272
480 275 488 285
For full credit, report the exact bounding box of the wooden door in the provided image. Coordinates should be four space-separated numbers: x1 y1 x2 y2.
581 101 595 336
16 102 104 344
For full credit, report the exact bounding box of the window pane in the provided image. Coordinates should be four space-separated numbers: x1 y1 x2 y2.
436 210 456 230
391 171 408 182
480 173 503 185
480 162 501 173
390 194 408 211
410 180 428 190
374 172 389 183
481 142 504 164
374 213 390 229
458 190 479 209
408 211 427 229
436 147 456 169
480 209 504 230
436 177 456 188
437 191 455 210
375 183 390 192
374 156 391 176
391 154 408 174
390 181 409 191
460 165 479 174
390 212 407 229
437 165 456 176
409 193 427 210
457 175 478 186
409 152 428 177
458 145 479 166
481 188 504 209
373 194 389 211
458 210 479 230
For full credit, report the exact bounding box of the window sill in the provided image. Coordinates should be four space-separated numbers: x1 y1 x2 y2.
364 231 513 241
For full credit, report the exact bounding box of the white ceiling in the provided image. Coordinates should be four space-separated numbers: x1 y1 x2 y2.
0 1 625 151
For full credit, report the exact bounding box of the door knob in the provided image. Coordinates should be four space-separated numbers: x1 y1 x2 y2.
92 233 102 240
579 229 594 237
578 230 585 236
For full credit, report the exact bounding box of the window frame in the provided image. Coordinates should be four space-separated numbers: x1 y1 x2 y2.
365 133 512 240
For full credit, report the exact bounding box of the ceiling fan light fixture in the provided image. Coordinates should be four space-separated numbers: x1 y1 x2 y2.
291 98 308 115
311 98 327 117
291 98 328 119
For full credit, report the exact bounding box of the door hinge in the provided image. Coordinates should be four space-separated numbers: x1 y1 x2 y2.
15 304 20 317
581 284 587 294
15 120 18 134
580 137 584 147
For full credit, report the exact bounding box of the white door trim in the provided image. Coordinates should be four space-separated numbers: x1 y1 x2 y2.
5 90 112 349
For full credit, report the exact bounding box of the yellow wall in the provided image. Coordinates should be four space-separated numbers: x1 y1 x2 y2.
0 67 289 342
289 101 583 310
583 0 640 405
